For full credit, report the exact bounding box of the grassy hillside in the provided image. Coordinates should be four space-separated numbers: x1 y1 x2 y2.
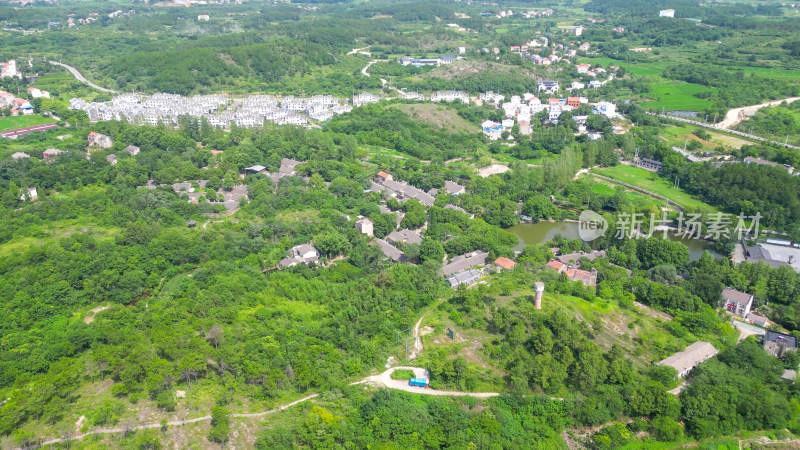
394 103 480 134
593 165 717 212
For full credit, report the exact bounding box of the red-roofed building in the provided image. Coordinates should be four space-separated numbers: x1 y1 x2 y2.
494 257 517 270
567 97 581 108
545 259 597 287
376 171 392 182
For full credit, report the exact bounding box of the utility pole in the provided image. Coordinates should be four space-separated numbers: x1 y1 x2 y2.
396 328 413 361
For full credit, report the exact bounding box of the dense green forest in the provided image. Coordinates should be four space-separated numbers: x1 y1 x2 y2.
3 105 800 446
662 65 799 110
2 0 800 446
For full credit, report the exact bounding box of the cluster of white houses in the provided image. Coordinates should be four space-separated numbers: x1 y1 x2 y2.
67 81 619 137
478 88 619 139
69 93 358 129
0 59 21 79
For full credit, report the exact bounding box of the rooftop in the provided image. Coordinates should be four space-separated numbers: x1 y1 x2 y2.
442 250 489 276
494 257 516 270
657 341 718 375
722 287 753 305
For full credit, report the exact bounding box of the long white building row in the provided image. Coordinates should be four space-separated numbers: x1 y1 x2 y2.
70 92 360 129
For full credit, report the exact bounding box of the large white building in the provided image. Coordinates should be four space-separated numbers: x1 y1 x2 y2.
659 9 675 17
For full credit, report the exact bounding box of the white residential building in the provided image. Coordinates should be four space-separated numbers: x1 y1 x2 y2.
430 91 469 103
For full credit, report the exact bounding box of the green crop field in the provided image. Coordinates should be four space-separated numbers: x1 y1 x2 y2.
593 165 716 212
578 57 714 111
32 71 74 90
0 115 57 132
641 82 714 111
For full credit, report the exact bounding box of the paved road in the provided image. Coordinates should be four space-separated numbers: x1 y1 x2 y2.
732 319 766 342
49 61 118 94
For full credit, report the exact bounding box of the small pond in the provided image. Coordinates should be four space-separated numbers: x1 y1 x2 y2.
507 221 720 260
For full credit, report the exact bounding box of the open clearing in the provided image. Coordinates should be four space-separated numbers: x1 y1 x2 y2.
592 165 715 212
478 164 511 178
0 115 57 132
418 59 541 81
394 103 479 134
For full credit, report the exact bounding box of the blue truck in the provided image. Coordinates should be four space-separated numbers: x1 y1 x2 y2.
409 378 427 387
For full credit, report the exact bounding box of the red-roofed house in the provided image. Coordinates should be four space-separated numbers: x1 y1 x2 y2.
376 171 392 182
545 259 597 287
567 97 581 108
494 257 517 271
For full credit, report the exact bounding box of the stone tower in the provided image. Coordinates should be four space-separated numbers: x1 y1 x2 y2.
534 281 544 309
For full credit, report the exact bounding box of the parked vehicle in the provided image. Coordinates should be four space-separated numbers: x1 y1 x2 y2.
409 378 427 387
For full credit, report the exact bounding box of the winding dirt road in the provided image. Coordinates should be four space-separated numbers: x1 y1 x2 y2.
364 367 501 398
48 61 118 94
717 97 800 129
360 59 388 77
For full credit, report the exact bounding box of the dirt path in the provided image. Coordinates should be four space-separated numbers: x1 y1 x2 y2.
83 305 110 324
24 368 501 448
49 61 118 94
347 46 371 56
364 367 501 398
717 97 800 129
408 313 427 360
202 219 223 230
361 59 388 77
21 304 505 449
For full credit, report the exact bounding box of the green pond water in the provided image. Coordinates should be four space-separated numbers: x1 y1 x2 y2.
507 221 720 260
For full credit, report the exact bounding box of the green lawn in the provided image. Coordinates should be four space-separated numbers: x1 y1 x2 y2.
641 81 714 111
593 165 716 212
0 114 57 132
390 369 415 380
578 57 714 111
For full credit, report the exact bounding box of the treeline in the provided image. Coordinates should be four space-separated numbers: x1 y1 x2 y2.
346 2 455 22
325 104 485 160
660 157 800 232
403 71 544 97
255 389 567 448
662 65 799 110
735 102 800 146
585 0 783 17
98 40 336 95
